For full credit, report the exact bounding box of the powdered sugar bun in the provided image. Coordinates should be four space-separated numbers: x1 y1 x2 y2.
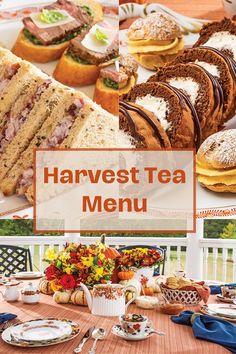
127 13 182 41
197 129 236 169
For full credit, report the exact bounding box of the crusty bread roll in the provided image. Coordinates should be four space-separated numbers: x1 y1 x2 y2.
12 30 70 63
93 77 119 115
70 0 103 23
196 130 236 193
53 50 100 86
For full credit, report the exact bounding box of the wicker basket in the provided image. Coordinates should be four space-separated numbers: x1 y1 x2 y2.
160 284 201 305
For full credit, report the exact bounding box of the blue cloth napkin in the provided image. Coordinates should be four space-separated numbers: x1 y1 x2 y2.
210 284 236 295
171 311 236 353
0 313 17 324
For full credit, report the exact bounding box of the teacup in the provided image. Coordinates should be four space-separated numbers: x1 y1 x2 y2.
119 313 151 336
221 285 236 299
222 0 236 16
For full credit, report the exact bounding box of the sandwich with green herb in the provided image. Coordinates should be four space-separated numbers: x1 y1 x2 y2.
12 0 94 63
53 22 118 86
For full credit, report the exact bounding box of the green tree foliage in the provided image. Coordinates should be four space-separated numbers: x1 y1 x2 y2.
0 219 235 238
0 220 62 236
220 221 236 239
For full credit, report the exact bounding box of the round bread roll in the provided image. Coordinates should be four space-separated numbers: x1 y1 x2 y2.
70 0 103 23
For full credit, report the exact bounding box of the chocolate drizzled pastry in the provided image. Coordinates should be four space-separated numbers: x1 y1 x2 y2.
194 18 236 61
119 101 171 148
171 47 236 123
148 63 223 141
122 82 197 148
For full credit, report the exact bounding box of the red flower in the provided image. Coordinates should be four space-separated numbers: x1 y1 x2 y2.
60 274 76 290
70 252 77 258
45 264 58 280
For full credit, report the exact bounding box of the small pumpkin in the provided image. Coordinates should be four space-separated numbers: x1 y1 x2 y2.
101 234 120 259
70 289 92 306
142 287 154 296
118 270 134 280
39 278 54 295
53 290 71 304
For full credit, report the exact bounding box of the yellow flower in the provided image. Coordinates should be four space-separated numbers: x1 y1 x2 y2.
63 267 73 275
59 252 70 263
45 247 57 261
95 267 104 276
98 253 105 261
81 256 94 267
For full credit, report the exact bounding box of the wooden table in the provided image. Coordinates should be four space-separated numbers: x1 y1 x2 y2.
0 282 228 354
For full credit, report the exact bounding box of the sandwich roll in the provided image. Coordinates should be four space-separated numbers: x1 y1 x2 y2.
93 63 119 115
12 30 70 63
12 0 92 63
53 50 100 86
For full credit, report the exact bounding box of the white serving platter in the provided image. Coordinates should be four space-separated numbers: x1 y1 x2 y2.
0 1 117 218
119 9 236 219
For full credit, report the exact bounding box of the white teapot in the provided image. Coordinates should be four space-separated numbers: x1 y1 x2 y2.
0 281 20 302
80 282 138 317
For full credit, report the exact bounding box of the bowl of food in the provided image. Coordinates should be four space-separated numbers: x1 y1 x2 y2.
160 276 206 305
159 302 185 315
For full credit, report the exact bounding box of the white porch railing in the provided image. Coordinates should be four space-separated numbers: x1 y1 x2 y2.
1 229 236 282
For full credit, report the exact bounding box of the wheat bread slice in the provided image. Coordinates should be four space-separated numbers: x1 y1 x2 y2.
0 61 39 121
0 81 61 183
0 87 86 196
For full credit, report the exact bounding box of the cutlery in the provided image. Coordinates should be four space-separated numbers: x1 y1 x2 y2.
149 329 165 336
88 328 106 354
74 326 95 353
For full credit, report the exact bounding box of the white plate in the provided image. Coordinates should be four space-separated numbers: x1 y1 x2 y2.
201 304 236 320
217 294 236 304
0 1 118 218
10 319 72 342
2 318 80 347
14 271 43 279
120 16 236 217
112 324 154 341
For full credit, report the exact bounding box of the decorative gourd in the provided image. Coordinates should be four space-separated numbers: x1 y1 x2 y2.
50 279 62 293
101 234 120 259
53 290 71 304
147 278 161 293
125 290 136 303
39 278 54 295
119 278 141 295
142 287 154 296
70 289 93 306
118 270 134 280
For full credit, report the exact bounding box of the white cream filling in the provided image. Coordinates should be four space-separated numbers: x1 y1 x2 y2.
203 32 236 61
135 94 171 131
168 77 199 105
195 60 220 78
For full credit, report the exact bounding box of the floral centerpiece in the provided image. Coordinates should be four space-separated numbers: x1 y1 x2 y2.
117 247 163 281
44 242 116 291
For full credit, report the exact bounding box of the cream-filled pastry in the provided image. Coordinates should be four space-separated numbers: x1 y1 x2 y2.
127 12 184 70
196 130 236 193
